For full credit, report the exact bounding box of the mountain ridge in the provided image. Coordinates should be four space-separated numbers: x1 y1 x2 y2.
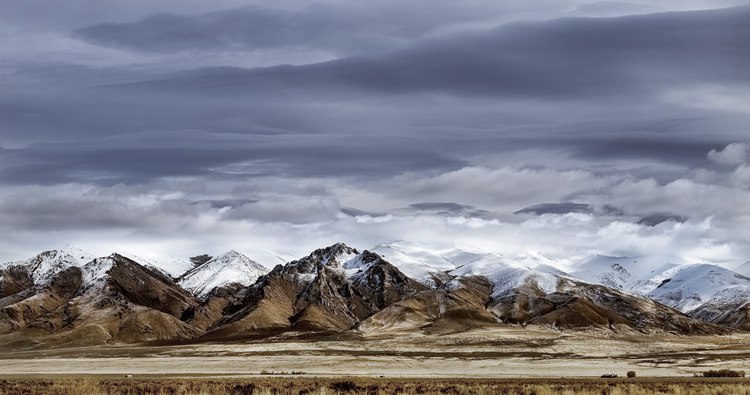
0 241 743 348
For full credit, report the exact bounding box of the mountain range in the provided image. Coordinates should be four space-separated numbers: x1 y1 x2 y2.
1 241 746 347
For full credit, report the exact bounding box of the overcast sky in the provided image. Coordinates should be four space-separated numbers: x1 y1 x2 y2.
1 0 749 267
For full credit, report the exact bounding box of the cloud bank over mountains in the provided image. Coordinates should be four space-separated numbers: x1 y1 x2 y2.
0 1 748 265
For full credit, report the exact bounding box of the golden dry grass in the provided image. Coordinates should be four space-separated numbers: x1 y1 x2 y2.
1 377 750 395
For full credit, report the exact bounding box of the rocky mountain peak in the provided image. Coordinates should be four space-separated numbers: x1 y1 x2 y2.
310 242 359 266
283 243 359 275
222 250 243 259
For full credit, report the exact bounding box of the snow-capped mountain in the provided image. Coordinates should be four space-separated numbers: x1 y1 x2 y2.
362 243 750 331
282 242 360 280
355 243 719 335
368 241 568 289
17 250 77 284
41 253 199 345
178 250 270 299
450 258 560 298
568 255 682 292
305 242 359 268
1 248 94 285
565 255 750 316
640 263 750 313
200 243 426 337
368 241 457 286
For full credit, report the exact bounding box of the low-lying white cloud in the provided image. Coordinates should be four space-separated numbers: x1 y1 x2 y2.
1 151 748 268
708 142 749 166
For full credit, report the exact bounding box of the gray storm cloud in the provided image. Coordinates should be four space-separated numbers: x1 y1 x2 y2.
0 1 749 265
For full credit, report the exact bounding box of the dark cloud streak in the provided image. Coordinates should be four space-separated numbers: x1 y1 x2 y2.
112 6 750 99
73 6 409 55
515 202 594 215
0 132 466 184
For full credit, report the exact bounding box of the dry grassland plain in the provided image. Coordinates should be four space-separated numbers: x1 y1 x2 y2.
3 327 750 394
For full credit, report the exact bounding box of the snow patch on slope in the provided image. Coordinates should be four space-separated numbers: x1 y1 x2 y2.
342 254 373 277
369 241 570 290
80 256 116 290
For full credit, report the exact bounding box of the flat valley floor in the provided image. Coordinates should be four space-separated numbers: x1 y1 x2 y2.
3 327 750 394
